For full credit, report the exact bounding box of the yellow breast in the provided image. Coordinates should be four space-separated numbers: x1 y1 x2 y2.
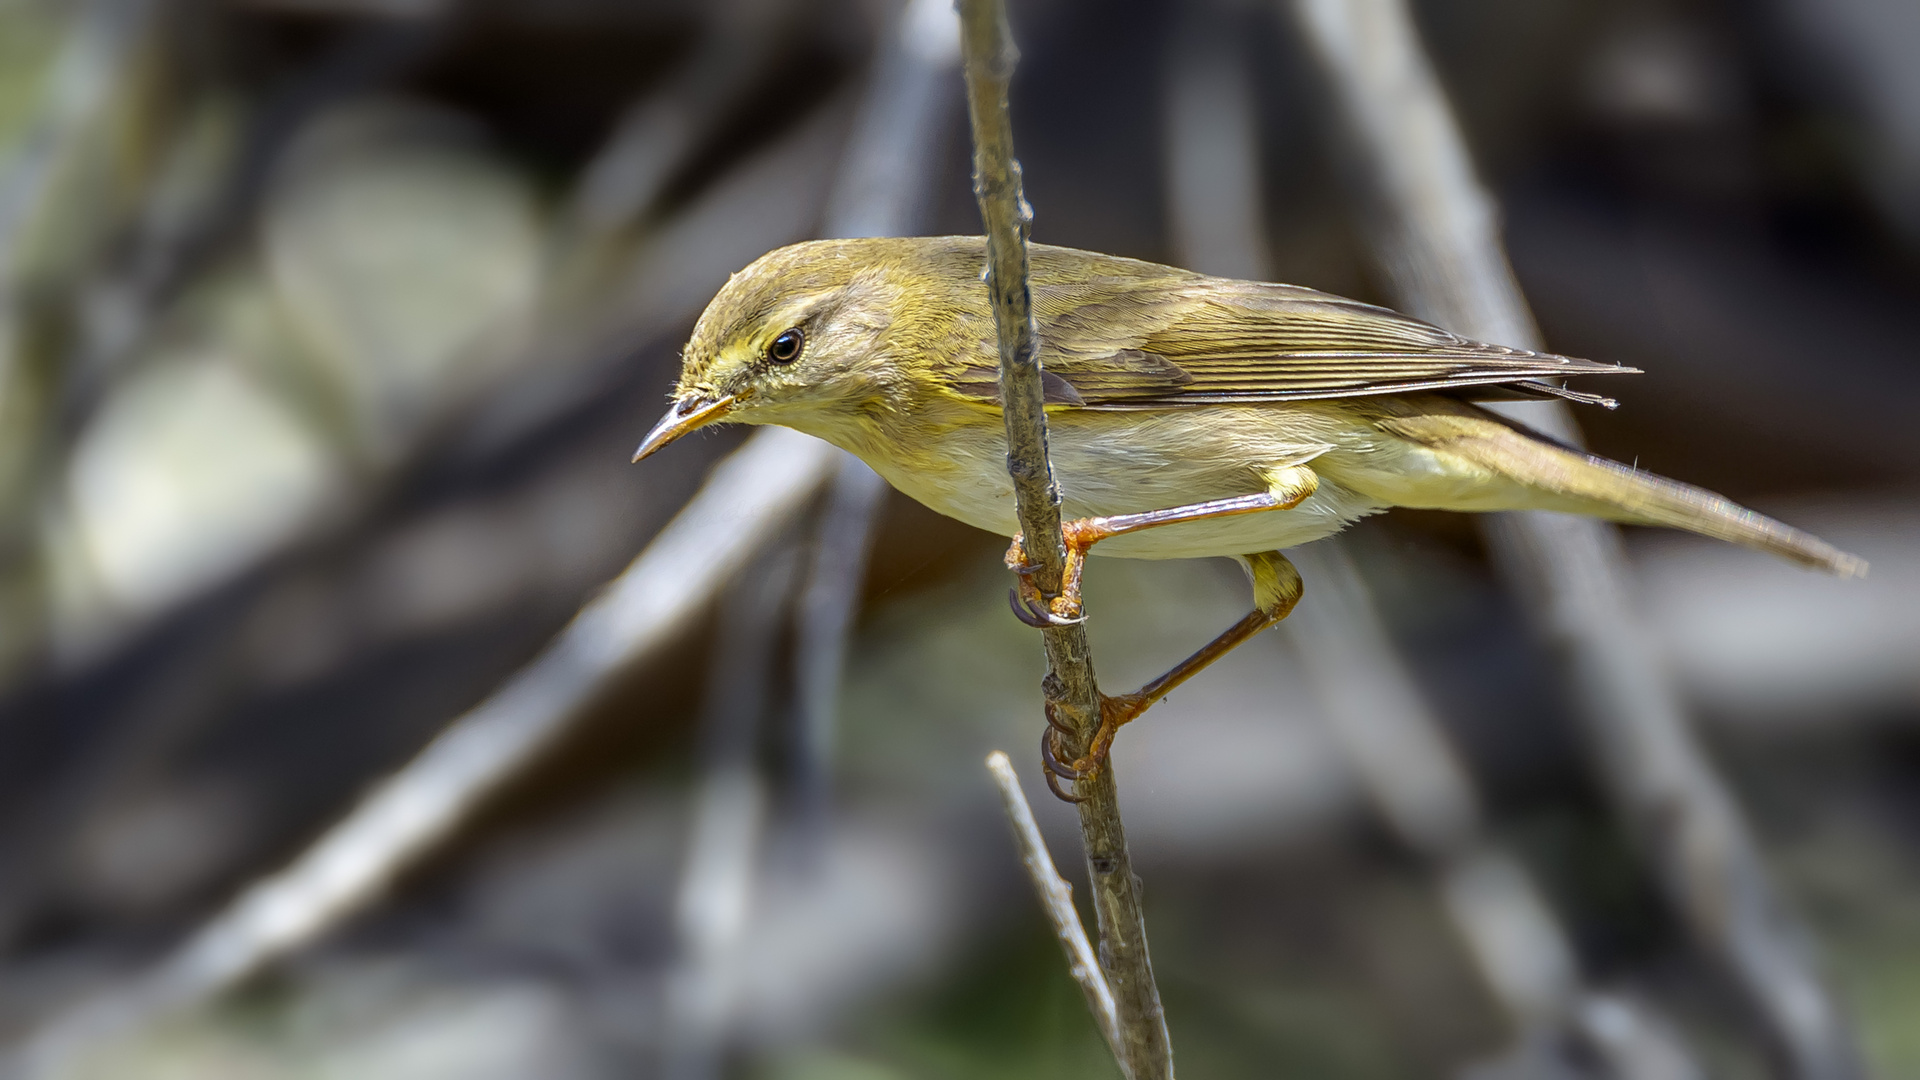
785 398 1392 560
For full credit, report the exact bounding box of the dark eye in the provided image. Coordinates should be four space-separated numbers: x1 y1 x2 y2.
768 328 804 364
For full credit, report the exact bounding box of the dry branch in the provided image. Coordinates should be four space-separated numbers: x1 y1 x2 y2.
3 7 960 1066
957 2 1172 1075
0 428 838 1078
1285 0 1865 1076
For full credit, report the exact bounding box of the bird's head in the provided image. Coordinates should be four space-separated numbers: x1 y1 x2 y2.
633 237 940 461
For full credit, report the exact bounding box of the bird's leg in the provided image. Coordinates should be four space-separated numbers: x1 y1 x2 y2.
1044 550 1304 793
1005 464 1318 628
1009 465 1319 796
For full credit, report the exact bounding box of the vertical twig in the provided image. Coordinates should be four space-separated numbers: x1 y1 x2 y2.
957 3 1173 1076
0 0 158 288
791 0 961 852
1284 1 1866 1077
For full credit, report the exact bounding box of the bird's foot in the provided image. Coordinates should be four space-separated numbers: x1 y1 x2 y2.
1004 534 1086 627
1038 690 1149 801
1003 521 1112 629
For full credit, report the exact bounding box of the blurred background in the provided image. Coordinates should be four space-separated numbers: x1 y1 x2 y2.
0 0 1917 1076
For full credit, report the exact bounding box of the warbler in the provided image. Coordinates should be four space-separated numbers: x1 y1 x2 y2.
635 236 1863 783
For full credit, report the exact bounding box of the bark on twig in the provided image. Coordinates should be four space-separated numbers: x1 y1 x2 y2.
957 2 1172 1075
1284 1 1865 1076
984 751 1125 1063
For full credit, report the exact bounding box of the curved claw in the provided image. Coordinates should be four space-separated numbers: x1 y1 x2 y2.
1006 587 1085 628
1041 729 1091 803
1040 728 1082 780
1042 699 1077 737
1045 768 1090 803
1008 587 1056 628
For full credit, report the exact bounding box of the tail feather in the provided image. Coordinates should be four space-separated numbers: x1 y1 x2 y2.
1378 408 1868 578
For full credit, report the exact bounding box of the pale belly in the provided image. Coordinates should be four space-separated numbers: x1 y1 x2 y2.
850 405 1391 560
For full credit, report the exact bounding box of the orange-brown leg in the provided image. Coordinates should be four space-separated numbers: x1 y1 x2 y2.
999 466 1320 795
1005 464 1318 628
1044 550 1304 790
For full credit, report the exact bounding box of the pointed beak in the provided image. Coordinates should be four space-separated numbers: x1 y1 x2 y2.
633 393 737 462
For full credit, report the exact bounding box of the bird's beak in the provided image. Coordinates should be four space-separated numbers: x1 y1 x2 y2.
633 393 737 462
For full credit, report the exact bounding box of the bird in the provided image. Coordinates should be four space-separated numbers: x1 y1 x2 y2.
634 235 1864 792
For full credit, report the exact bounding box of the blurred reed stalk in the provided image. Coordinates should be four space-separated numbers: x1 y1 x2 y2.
984 751 1126 1062
791 0 961 855
662 544 801 1080
2 2 963 1070
0 428 841 1079
1283 0 1866 1077
663 5 960 1072
957 1 1172 1076
1292 546 1701 1080
558 0 793 271
1161 15 1700 1077
0 17 455 945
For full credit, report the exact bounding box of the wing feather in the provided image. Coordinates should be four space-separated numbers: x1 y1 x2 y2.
945 247 1636 409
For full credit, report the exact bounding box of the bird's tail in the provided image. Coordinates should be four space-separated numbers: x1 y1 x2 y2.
1370 405 1867 577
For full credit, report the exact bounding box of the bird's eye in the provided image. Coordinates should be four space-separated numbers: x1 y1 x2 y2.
768 328 804 364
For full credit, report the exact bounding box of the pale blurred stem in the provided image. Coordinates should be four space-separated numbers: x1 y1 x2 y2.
790 0 961 851
1285 0 1866 1077
957 2 1173 1077
790 458 886 844
663 543 799 1080
985 752 1126 1062
0 429 841 1078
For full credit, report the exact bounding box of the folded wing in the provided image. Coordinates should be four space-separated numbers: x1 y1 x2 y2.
947 251 1636 409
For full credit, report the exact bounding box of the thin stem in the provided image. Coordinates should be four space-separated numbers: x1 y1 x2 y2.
957 2 1172 1076
985 752 1125 1065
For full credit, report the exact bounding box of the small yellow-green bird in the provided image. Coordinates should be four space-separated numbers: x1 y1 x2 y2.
635 236 1863 784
